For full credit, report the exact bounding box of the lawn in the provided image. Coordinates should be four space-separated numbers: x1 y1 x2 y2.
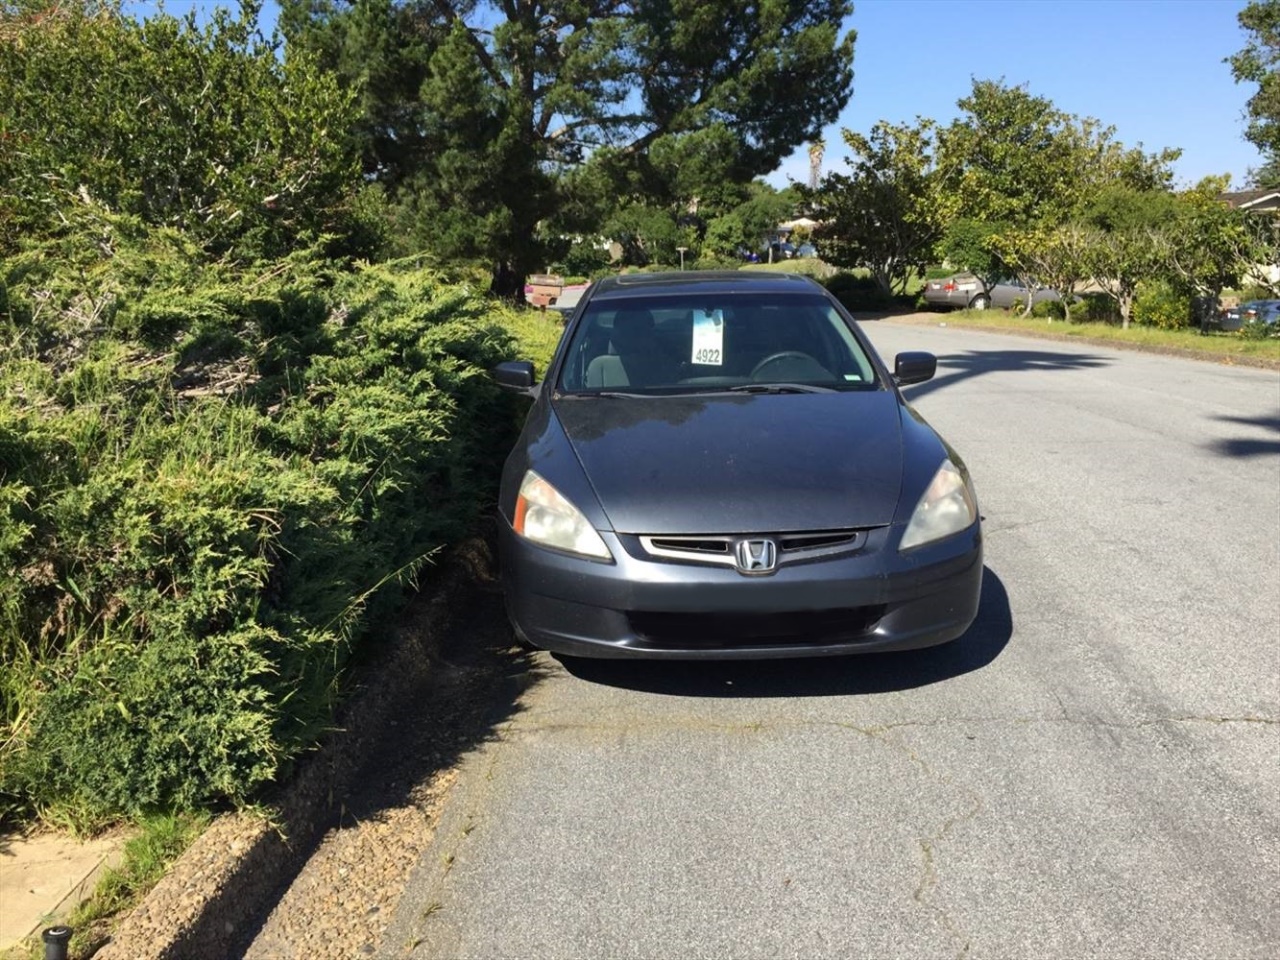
920 309 1280 366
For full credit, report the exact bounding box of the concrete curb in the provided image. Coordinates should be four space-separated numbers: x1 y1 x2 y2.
96 539 495 960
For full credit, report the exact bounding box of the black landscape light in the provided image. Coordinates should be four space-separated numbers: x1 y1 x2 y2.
42 926 72 960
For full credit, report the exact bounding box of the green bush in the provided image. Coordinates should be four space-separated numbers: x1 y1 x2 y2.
823 272 890 309
744 258 835 279
0 3 362 260
0 215 544 827
1240 317 1277 340
692 256 742 271
552 241 612 279
924 265 955 280
1074 292 1120 324
1030 299 1066 320
1133 282 1193 329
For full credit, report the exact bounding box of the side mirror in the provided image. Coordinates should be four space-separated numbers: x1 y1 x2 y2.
893 351 936 386
492 360 537 394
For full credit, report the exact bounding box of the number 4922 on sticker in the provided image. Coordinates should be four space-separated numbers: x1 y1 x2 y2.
692 309 724 366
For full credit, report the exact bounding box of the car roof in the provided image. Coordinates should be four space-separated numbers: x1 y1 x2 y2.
586 270 824 302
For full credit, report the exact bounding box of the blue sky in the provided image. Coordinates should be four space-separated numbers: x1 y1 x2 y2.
771 0 1263 191
128 0 1263 190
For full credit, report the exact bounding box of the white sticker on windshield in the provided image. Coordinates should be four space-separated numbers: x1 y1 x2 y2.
692 309 724 366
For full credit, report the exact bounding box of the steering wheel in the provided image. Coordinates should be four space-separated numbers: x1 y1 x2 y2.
750 351 823 380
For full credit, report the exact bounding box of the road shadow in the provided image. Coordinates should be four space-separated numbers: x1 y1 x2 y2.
557 566 1011 698
900 349 1110 402
1207 413 1280 459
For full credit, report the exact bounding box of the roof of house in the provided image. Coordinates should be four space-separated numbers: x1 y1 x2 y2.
1221 189 1280 210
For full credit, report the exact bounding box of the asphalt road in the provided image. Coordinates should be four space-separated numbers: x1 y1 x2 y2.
380 322 1280 959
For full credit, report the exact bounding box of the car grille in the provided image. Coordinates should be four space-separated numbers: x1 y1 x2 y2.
627 606 886 648
638 529 867 567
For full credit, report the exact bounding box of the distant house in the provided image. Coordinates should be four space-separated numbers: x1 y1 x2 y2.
1221 190 1280 286
1221 189 1280 213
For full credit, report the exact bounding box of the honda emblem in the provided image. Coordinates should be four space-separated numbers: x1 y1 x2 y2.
734 538 778 575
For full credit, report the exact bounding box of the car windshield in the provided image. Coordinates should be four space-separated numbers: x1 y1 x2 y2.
557 292 879 395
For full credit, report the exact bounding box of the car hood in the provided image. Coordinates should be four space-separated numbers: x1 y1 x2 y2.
552 392 905 535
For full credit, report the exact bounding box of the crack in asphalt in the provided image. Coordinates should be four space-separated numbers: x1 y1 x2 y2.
833 722 981 959
395 698 1275 957
505 710 1274 958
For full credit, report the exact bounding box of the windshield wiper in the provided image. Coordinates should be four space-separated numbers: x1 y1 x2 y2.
726 382 837 394
561 390 649 399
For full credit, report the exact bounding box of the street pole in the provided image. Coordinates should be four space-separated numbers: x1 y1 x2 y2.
677 246 688 270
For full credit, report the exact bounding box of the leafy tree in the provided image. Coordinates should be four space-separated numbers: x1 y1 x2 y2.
934 81 1080 300
734 181 801 257
1081 228 1158 329
1243 207 1280 293
810 119 946 296
0 0 362 258
602 202 682 266
935 79 1080 227
1080 183 1178 234
992 224 1091 322
937 219 1005 303
277 0 440 188
1073 187 1173 328
1247 154 1280 188
1073 116 1181 198
1163 177 1257 322
281 0 856 295
1228 0 1280 170
934 79 1178 301
702 211 750 259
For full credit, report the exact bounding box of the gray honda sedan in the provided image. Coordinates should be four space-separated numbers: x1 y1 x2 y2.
492 271 982 659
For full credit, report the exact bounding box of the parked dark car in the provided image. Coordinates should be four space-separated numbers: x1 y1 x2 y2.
1213 299 1280 331
1239 299 1280 330
490 271 983 659
923 273 1060 311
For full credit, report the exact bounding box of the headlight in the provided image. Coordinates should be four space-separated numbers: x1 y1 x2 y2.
514 470 612 560
900 459 977 551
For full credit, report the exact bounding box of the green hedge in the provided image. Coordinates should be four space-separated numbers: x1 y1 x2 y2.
823 272 891 310
0 212 556 827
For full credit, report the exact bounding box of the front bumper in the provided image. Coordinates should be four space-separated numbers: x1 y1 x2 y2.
498 519 983 660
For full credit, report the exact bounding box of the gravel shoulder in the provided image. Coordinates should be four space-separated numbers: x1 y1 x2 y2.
96 540 538 960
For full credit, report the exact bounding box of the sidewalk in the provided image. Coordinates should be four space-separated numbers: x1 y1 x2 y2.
0 829 124 953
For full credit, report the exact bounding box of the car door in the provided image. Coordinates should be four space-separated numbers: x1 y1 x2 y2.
991 279 1024 309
